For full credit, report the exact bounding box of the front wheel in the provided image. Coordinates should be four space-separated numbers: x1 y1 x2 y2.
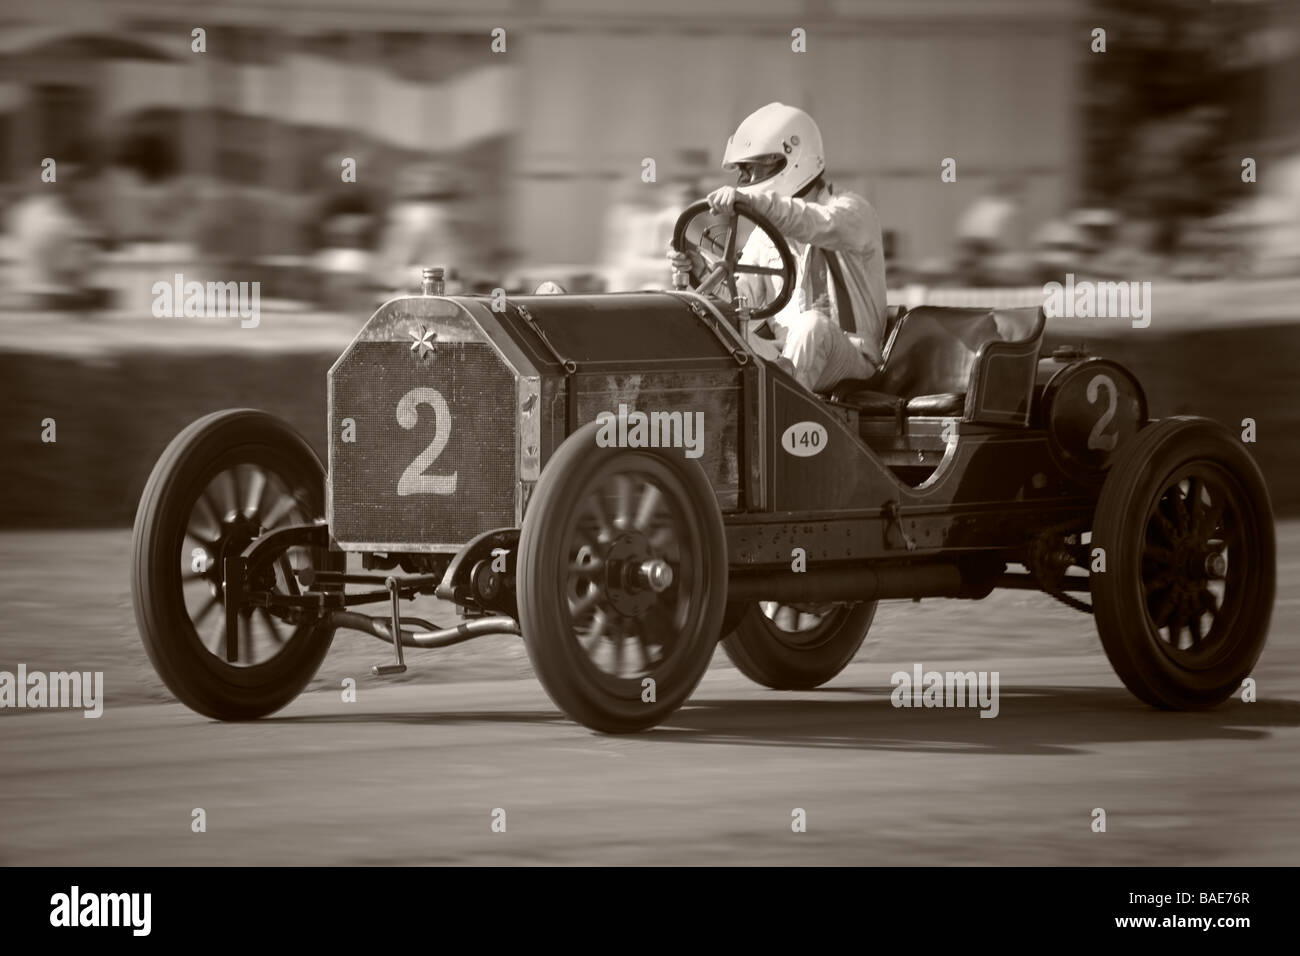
131 409 341 720
516 421 728 733
1091 417 1275 709
722 601 877 689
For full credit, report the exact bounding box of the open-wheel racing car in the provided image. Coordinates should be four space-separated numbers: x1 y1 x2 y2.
132 198 1276 733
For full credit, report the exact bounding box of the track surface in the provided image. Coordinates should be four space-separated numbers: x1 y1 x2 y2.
1 527 1297 865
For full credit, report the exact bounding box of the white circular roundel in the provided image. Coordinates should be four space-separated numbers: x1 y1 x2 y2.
781 421 828 457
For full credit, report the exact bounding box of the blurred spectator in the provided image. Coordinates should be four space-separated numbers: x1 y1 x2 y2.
3 151 112 313
954 175 1024 286
1253 135 1300 276
1130 104 1227 263
603 150 707 292
373 161 465 294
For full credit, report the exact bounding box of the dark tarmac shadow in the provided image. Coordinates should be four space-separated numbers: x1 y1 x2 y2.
259 684 1300 755
261 709 567 727
652 686 1300 755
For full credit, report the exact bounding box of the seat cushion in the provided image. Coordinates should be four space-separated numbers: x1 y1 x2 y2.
904 392 965 415
834 388 905 416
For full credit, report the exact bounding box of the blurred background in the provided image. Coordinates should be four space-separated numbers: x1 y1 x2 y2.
0 0 1296 312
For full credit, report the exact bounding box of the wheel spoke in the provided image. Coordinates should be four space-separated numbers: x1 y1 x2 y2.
611 474 634 531
1166 606 1186 648
218 469 240 522
277 553 300 596
568 555 604 576
1152 503 1180 545
1142 543 1175 570
257 607 286 646
582 608 610 653
612 635 626 678
633 483 662 534
1143 571 1175 597
1201 491 1227 540
1186 476 1206 534
734 263 785 276
1172 481 1192 533
584 492 614 543
1199 588 1219 620
1150 587 1176 627
261 489 304 529
192 595 220 626
205 615 226 655
648 526 674 553
242 466 268 520
202 487 230 527
569 588 600 618
189 495 222 542
640 603 676 661
631 630 654 671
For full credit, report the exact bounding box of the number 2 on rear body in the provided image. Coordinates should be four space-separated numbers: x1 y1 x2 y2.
396 387 457 495
1086 374 1118 452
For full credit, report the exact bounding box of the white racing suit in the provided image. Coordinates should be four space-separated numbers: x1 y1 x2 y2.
735 183 888 392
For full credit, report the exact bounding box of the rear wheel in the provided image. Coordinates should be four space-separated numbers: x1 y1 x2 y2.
517 422 727 733
722 601 877 689
1091 417 1274 709
131 409 341 720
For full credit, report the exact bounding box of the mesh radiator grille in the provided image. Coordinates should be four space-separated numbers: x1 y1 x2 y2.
329 341 516 549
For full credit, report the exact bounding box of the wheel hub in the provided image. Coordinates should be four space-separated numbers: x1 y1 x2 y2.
214 514 272 594
1204 551 1227 579
601 531 670 617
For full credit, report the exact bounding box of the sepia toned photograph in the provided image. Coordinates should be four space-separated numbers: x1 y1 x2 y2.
0 0 1296 913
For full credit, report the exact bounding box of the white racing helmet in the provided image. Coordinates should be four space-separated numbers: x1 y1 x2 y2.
722 103 825 198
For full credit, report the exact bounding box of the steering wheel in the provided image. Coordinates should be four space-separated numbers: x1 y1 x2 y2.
670 198 797 320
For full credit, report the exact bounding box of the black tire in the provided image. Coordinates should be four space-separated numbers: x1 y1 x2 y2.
722 601 877 690
517 421 728 733
1091 416 1275 709
131 409 340 720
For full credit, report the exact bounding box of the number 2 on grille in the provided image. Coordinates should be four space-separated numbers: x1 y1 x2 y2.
396 387 458 496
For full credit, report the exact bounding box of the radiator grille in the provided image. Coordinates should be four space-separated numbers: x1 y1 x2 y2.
329 341 515 549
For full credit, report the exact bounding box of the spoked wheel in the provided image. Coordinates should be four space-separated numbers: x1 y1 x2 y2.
132 409 342 720
517 421 727 733
722 600 877 689
1091 417 1275 709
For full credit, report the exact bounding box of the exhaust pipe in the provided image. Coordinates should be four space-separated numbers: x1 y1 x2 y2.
329 611 520 649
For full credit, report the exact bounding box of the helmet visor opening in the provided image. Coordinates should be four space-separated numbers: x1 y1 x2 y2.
734 155 786 187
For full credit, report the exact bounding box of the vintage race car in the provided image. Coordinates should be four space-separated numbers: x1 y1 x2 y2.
131 199 1276 732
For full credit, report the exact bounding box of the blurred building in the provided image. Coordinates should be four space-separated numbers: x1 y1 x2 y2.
0 0 1296 286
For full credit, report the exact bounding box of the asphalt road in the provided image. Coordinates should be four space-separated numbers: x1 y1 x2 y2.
1 527 1298 866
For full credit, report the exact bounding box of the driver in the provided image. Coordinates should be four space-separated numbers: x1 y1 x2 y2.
671 103 887 392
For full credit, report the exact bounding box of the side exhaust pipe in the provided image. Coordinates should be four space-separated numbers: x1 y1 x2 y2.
329 611 520 649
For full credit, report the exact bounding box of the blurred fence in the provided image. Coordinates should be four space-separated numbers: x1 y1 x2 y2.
1 289 1296 527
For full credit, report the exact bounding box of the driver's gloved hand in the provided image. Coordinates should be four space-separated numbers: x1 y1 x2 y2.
668 247 706 279
706 186 739 215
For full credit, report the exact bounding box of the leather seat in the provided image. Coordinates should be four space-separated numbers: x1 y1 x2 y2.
830 306 1027 417
903 392 965 415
